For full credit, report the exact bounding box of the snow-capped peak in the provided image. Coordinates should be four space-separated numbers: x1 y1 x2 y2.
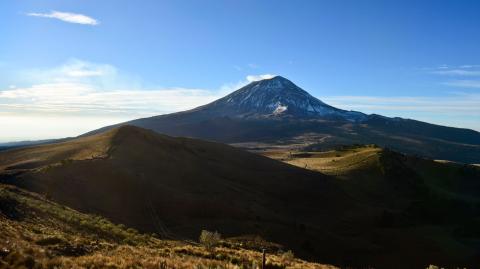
201 76 366 121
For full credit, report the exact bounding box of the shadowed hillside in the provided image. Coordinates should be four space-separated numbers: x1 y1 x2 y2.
263 145 480 267
1 126 479 268
0 184 337 269
0 126 355 264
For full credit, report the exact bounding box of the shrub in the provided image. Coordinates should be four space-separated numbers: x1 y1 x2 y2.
199 230 221 251
281 250 294 264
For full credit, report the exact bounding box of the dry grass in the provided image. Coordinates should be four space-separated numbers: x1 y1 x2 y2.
0 184 337 269
3 127 478 268
262 145 381 176
0 128 117 171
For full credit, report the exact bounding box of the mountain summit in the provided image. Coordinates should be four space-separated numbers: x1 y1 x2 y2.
196 76 366 121
85 76 480 163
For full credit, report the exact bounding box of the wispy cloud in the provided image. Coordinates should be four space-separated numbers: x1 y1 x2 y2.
1 60 223 117
246 74 276 82
427 64 480 90
0 83 221 116
46 59 115 79
322 94 480 131
442 80 480 88
432 69 480 76
27 11 99 25
322 95 480 113
0 59 223 141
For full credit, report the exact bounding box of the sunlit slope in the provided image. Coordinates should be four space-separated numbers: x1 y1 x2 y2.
0 129 113 171
263 145 382 177
263 144 480 203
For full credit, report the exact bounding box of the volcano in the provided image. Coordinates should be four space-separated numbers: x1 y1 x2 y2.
191 76 366 120
86 76 480 163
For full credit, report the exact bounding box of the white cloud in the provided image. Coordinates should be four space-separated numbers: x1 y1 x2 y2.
27 11 99 25
25 59 116 80
0 80 224 142
0 84 218 142
0 64 223 141
246 74 276 82
61 61 113 77
0 83 222 116
22 59 119 88
219 74 279 94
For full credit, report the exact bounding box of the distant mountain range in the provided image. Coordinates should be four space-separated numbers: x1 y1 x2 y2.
86 76 480 163
0 138 70 152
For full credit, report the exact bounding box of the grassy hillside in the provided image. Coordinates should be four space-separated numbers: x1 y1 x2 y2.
0 183 337 269
262 144 480 203
0 126 357 265
262 145 480 267
1 126 479 268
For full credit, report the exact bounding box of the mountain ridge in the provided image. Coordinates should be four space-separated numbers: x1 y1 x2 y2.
81 76 480 163
2 76 478 163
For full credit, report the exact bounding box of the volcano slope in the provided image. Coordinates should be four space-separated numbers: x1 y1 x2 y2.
86 76 480 164
1 126 479 268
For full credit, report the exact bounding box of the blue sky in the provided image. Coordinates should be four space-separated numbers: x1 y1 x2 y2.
1 0 480 141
